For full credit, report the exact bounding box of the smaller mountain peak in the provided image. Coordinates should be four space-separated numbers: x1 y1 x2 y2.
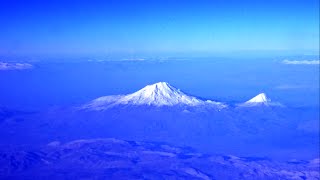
238 92 283 107
246 93 270 103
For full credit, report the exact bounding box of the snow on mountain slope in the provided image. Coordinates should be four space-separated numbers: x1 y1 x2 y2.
82 82 225 110
239 93 282 107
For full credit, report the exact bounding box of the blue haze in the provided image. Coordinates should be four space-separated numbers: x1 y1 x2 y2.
0 59 319 109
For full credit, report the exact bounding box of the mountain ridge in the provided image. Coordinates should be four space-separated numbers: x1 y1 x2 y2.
82 82 226 110
81 82 283 110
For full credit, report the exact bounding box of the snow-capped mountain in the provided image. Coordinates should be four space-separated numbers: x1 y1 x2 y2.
239 93 282 107
82 82 225 110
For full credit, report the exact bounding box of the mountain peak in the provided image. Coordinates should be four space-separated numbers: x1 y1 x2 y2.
151 81 170 87
246 93 270 103
82 82 225 110
238 93 283 107
136 82 176 98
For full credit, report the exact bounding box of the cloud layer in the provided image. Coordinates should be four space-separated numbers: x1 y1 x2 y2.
282 60 320 65
0 62 33 70
275 84 308 90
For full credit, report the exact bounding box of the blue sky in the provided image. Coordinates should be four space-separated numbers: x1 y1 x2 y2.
0 0 319 58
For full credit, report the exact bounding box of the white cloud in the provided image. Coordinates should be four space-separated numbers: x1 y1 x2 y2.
282 60 320 65
121 58 145 61
0 62 33 70
274 84 307 90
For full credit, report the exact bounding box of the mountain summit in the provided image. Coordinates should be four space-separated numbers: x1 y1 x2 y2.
82 82 225 110
246 93 270 103
239 93 282 107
